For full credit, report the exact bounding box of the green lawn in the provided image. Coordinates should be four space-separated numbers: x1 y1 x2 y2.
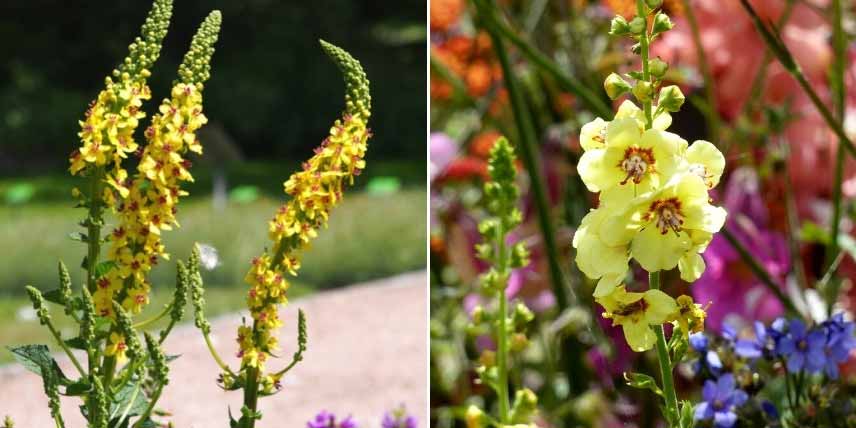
0 163 426 362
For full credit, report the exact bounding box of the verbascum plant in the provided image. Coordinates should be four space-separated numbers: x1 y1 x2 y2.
191 40 371 428
571 0 725 427
464 137 538 428
10 2 222 428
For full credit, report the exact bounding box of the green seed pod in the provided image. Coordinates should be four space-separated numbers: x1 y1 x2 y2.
510 388 538 423
609 15 631 36
632 81 654 103
658 85 686 112
652 12 674 35
604 72 632 100
629 17 647 35
649 58 669 79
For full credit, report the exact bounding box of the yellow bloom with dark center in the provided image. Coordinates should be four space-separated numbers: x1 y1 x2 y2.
105 332 129 364
597 285 677 352
671 295 707 336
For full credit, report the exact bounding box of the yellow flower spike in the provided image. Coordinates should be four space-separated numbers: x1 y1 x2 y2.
685 140 725 189
597 285 677 352
105 332 129 364
624 173 726 275
671 295 707 336
572 208 630 297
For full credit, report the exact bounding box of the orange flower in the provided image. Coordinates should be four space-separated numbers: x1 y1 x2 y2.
431 0 465 32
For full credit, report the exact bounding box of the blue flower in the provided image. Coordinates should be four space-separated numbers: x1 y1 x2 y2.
733 321 778 360
819 313 856 378
690 332 723 376
694 374 748 428
776 319 826 374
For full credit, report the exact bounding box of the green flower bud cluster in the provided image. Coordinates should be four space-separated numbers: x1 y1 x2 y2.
80 288 97 347
509 388 538 424
171 261 190 323
189 245 211 334
119 0 173 80
177 10 222 87
605 3 683 116
113 301 143 363
144 333 169 385
58 261 72 309
25 286 50 326
91 375 108 428
320 39 372 119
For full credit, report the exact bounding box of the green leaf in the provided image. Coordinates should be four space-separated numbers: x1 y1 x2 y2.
64 336 88 350
679 400 696 428
624 372 663 397
64 378 91 396
228 407 239 428
95 261 117 278
110 383 147 419
7 345 68 383
42 288 66 305
136 418 158 428
69 232 88 243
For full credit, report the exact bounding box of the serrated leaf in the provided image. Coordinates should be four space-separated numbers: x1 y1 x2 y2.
624 372 663 397
64 378 91 396
8 345 68 383
64 336 88 350
42 288 66 305
110 382 148 419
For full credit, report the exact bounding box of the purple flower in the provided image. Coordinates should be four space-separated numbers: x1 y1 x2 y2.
694 374 748 428
690 333 723 377
381 405 417 428
776 319 826 374
733 321 778 360
819 313 856 378
307 411 357 428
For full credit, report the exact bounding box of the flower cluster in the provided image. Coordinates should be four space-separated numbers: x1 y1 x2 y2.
95 11 221 319
234 40 372 386
572 2 726 352
307 411 357 428
381 405 418 428
68 0 171 178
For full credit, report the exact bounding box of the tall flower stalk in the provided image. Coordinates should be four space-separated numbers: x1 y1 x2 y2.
11 2 222 427
465 137 538 428
191 40 371 428
572 1 727 426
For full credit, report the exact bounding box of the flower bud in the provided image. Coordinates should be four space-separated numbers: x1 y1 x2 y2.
603 73 632 100
658 85 685 112
510 333 529 352
652 12 674 35
510 388 538 423
632 81 654 103
465 406 486 428
649 58 669 79
629 17 647 35
472 305 485 324
646 0 664 9
609 15 631 36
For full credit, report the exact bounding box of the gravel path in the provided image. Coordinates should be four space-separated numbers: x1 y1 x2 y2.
0 271 427 428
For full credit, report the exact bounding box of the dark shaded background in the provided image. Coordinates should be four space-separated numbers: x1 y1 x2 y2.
0 0 426 173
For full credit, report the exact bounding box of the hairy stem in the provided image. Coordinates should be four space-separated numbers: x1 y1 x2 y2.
649 271 680 427
495 219 511 424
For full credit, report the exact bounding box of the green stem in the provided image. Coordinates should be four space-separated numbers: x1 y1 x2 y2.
495 221 511 424
649 271 680 427
478 4 612 118
45 319 86 377
783 159 810 291
243 363 260 428
826 0 847 314
132 303 173 330
476 0 573 311
680 0 720 144
721 227 799 314
85 167 105 294
636 1 653 128
132 381 165 428
739 0 856 158
203 330 235 376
